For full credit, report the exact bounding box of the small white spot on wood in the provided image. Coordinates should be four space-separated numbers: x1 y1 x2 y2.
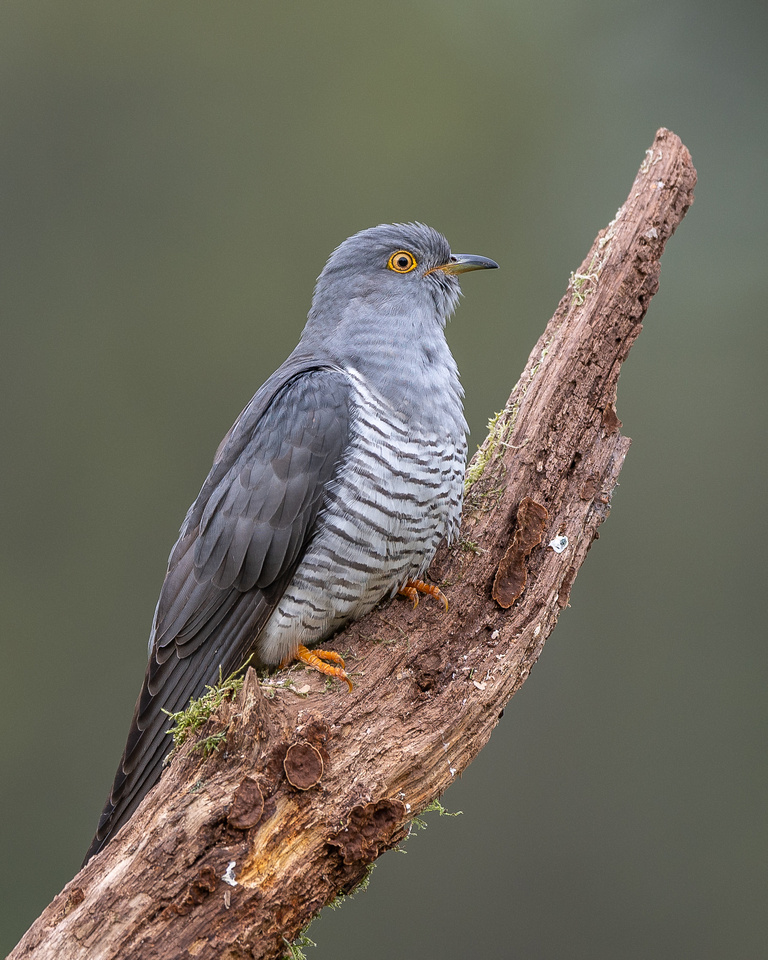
549 535 568 554
491 629 500 640
473 680 486 691
534 624 541 638
222 861 238 887
450 767 457 777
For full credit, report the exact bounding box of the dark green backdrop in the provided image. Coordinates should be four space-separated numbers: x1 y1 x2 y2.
2 2 766 956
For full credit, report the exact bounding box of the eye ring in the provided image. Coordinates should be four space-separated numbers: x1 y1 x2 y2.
387 250 418 274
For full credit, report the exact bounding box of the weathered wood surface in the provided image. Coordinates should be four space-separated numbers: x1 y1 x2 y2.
10 128 696 960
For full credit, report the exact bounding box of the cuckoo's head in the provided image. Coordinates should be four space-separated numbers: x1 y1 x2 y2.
307 222 498 336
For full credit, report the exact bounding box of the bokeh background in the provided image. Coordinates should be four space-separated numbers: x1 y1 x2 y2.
2 1 766 956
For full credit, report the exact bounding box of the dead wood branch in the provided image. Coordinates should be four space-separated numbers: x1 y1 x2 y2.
11 128 696 960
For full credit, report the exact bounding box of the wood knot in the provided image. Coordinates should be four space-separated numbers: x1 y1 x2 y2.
167 866 218 916
579 474 601 500
412 650 446 692
227 775 265 829
67 887 85 909
52 886 85 927
328 799 407 865
492 497 549 609
601 403 622 434
284 742 324 791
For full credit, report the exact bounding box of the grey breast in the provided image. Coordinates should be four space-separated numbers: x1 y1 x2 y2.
256 364 467 665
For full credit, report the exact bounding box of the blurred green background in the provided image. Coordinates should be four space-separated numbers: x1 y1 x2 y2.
2 1 766 956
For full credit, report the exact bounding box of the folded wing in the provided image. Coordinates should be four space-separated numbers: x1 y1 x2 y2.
84 363 351 862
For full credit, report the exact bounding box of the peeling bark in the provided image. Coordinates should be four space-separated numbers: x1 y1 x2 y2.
10 128 696 960
492 496 549 608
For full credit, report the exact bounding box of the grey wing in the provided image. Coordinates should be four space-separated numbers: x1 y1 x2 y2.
83 367 352 863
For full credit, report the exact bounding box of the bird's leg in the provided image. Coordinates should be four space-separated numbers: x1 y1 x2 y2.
398 578 449 611
293 644 353 692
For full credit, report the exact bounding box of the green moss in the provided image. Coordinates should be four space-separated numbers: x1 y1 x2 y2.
328 863 376 910
569 252 602 306
458 537 481 554
194 730 228 757
282 933 317 960
464 409 513 493
163 657 252 757
464 327 563 499
411 797 463 832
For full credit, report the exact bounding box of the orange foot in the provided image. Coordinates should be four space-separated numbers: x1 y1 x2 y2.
398 578 449 612
293 644 353 692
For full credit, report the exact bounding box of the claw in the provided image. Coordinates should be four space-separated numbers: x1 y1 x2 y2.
398 578 449 612
293 644 353 691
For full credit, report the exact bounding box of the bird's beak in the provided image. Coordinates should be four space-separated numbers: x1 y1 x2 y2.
429 254 499 276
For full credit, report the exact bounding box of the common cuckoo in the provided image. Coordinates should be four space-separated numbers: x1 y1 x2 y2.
83 222 497 864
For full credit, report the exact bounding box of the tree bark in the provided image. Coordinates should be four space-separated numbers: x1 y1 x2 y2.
11 128 696 960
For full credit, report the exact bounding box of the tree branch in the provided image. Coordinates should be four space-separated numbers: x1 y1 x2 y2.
11 128 696 960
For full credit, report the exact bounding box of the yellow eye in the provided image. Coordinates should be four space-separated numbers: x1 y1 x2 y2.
387 250 418 274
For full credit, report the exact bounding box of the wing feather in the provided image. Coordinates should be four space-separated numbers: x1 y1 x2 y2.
83 363 352 863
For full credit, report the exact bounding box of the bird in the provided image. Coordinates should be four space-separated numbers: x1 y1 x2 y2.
83 222 498 864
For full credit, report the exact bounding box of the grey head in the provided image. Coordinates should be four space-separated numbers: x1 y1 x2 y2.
297 222 498 420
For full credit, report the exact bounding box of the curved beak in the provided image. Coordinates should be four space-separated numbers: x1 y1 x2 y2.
431 253 499 276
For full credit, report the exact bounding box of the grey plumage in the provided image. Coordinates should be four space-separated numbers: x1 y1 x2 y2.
84 223 497 864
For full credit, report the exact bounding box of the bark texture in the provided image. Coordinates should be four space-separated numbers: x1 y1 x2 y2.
11 128 696 960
